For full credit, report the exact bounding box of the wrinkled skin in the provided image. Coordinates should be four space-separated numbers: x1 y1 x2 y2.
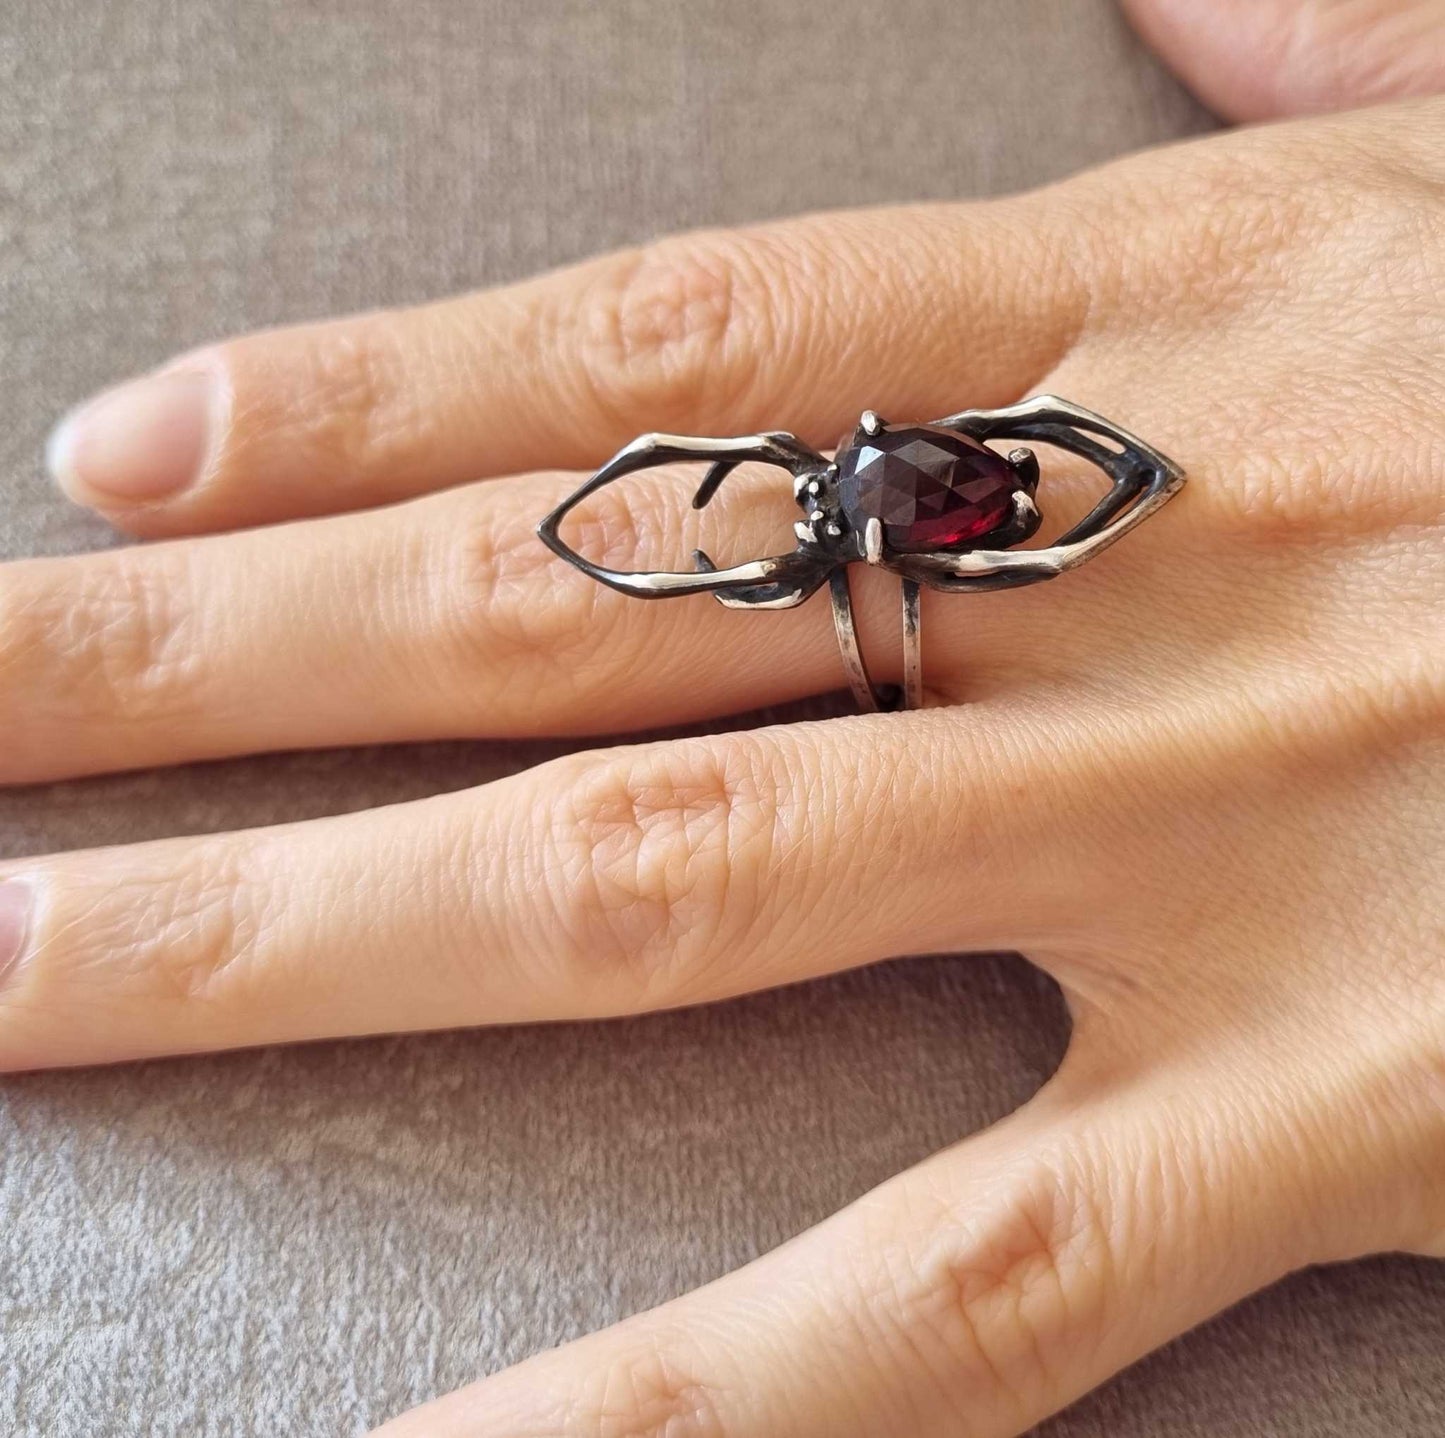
1124 0 1445 121
4 79 1444 1438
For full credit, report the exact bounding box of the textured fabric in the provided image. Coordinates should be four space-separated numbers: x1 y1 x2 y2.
1 1 1442 1434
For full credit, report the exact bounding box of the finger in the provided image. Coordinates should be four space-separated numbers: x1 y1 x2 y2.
4 450 1099 784
1121 0 1445 122
44 199 1092 535
0 707 1101 1070
366 1062 1326 1438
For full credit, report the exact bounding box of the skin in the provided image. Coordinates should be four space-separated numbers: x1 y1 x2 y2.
4 78 1445 1438
1123 0 1445 121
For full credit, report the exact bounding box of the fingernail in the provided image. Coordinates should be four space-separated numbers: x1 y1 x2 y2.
0 880 34 987
46 364 222 504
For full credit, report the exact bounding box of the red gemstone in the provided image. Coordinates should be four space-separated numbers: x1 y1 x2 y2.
835 422 1019 551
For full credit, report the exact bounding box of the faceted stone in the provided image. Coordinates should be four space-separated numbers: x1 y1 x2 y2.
835 421 1019 552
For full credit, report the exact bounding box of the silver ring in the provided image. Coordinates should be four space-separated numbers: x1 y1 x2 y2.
537 395 1185 712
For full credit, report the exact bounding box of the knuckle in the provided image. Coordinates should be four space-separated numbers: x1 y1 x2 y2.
1086 148 1445 542
554 467 675 578
144 848 265 1006
1202 429 1445 543
0 552 200 743
1101 154 1324 318
867 1148 1115 1410
545 738 791 1004
243 312 428 486
52 842 263 1012
450 488 591 665
566 233 782 429
1089 119 1439 324
567 1342 730 1438
446 482 652 688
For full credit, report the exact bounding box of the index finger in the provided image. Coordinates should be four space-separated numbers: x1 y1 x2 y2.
46 200 1090 536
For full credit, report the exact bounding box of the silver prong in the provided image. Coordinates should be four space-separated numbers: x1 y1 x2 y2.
809 509 825 524
792 475 823 508
861 410 884 436
824 521 842 538
864 517 884 565
794 520 816 543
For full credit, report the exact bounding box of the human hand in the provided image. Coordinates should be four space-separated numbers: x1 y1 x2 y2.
7 99 1444 1435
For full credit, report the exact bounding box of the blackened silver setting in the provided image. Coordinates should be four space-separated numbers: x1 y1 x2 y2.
536 394 1185 712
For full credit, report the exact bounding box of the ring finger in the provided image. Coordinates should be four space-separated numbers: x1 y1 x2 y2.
0 704 1102 1070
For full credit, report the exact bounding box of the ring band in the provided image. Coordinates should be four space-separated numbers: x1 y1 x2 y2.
538 395 1185 712
826 569 921 713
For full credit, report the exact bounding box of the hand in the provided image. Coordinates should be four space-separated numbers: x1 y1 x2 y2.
6 99 1443 1436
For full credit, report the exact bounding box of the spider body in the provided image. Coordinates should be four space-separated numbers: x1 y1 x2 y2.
537 394 1182 611
833 416 1037 554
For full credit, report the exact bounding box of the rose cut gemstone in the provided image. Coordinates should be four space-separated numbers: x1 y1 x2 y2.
835 421 1020 552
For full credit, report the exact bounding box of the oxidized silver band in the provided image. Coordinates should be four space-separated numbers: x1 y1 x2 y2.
537 395 1185 713
825 568 921 713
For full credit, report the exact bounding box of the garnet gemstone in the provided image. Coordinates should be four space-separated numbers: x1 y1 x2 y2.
835 422 1019 552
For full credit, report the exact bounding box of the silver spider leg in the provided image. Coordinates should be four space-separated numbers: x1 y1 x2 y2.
888 394 1185 593
536 431 837 610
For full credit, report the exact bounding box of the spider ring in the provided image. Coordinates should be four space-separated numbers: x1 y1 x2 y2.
537 395 1185 712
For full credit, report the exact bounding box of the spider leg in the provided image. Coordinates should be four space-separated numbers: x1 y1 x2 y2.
897 394 1184 592
536 430 837 606
693 547 834 610
691 460 741 511
690 432 814 511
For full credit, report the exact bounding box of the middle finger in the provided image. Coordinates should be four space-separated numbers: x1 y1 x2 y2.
0 454 1107 785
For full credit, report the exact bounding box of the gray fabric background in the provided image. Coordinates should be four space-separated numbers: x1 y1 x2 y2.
1 1 1442 1434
